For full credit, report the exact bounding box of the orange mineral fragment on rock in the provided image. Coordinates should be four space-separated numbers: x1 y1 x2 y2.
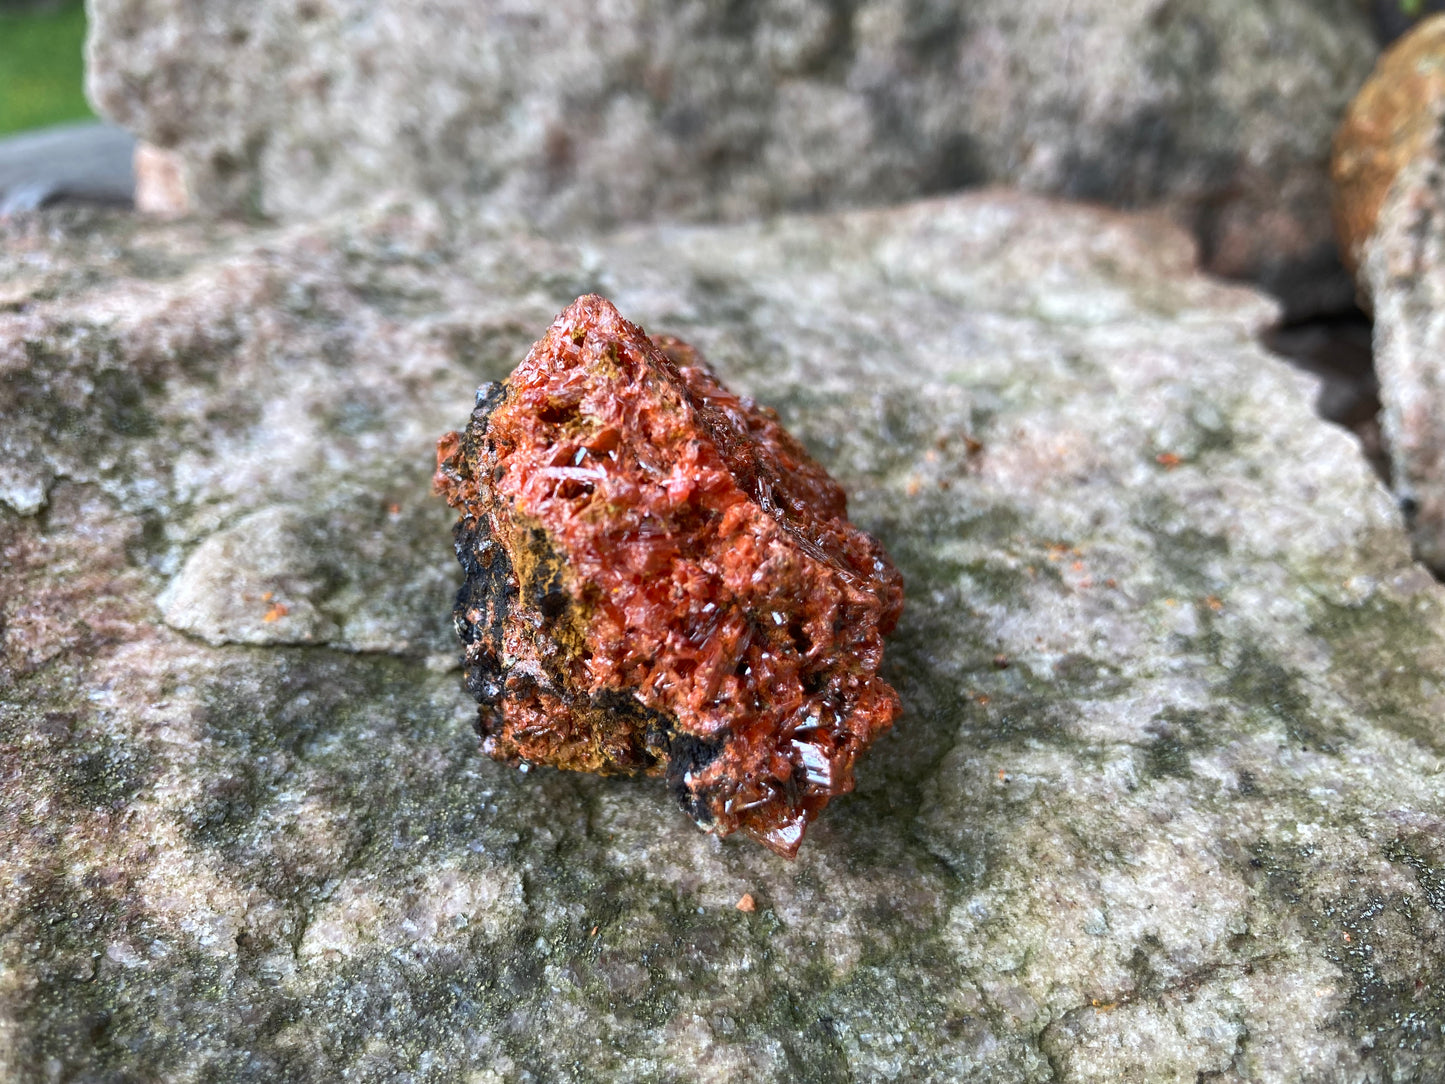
433 295 904 857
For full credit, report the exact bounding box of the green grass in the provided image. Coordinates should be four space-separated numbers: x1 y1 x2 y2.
0 1 93 136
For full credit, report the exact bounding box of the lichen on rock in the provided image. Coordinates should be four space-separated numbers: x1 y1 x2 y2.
434 295 904 857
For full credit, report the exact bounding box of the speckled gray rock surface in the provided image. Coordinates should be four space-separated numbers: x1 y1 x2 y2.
85 0 1376 316
5 193 1445 1082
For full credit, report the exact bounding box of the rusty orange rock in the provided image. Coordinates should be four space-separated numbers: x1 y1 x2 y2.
434 295 903 857
1332 14 1445 284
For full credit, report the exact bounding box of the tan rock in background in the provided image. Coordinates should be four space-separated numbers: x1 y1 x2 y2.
1333 14 1445 286
1332 15 1445 570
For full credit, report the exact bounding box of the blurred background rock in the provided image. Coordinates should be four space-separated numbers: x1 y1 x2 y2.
79 0 1376 321
3 0 1441 321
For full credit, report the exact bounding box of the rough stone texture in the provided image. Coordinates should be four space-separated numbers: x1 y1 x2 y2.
85 0 1377 317
5 193 1445 1081
435 296 904 857
1364 126 1445 573
1332 14 1445 283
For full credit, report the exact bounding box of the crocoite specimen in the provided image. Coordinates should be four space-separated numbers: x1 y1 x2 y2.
433 295 903 857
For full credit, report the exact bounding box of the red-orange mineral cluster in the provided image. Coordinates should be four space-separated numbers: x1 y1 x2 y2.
434 295 903 857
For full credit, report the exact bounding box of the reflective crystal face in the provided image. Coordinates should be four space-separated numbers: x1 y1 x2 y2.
434 295 904 857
